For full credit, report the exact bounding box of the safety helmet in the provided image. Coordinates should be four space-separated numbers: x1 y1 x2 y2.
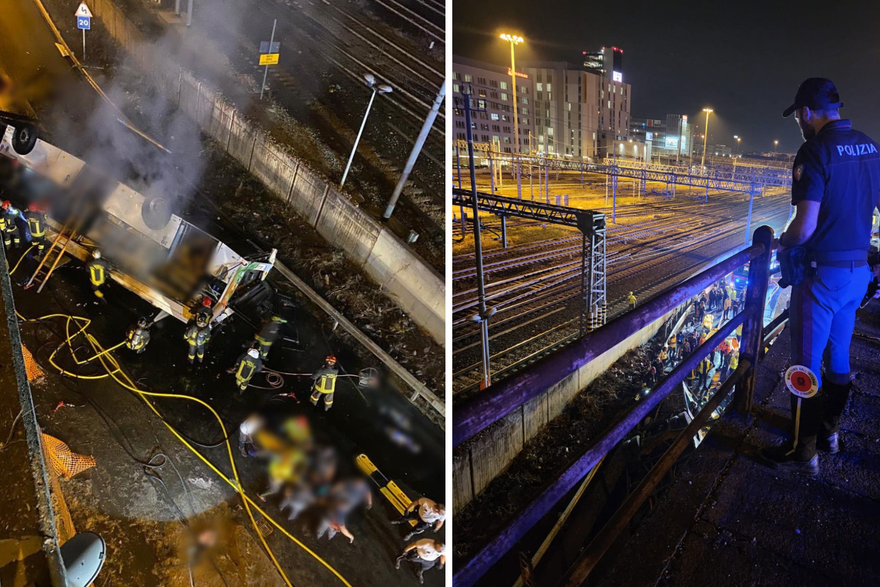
92 250 101 260
27 203 40 212
629 291 633 295
248 348 260 359
196 314 209 327
1 200 9 209
325 355 337 365
202 297 213 308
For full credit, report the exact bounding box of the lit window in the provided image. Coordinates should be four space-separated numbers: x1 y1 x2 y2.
490 113 499 120
500 81 508 90
464 74 473 82
536 82 543 91
501 93 508 101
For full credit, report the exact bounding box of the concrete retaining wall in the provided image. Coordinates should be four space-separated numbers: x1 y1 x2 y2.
86 0 445 345
453 307 679 513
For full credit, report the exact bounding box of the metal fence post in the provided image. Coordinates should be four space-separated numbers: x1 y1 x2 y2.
734 224 775 413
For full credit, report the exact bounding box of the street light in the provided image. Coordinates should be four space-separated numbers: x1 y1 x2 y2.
736 136 741 157
340 74 392 189
700 108 713 169
774 140 779 153
499 33 524 155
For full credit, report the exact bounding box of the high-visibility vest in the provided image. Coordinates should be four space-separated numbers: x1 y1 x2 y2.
236 356 259 381
314 369 338 394
184 324 210 346
25 212 45 237
88 260 107 286
2 210 19 231
0 215 6 231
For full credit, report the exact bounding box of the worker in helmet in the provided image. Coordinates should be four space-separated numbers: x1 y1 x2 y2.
193 296 213 327
87 250 109 300
1 200 23 249
183 314 211 364
24 203 46 255
126 318 151 354
310 355 339 411
234 347 262 392
628 291 637 309
254 315 287 361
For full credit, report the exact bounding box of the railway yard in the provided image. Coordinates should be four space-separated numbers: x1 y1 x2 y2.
451 168 793 398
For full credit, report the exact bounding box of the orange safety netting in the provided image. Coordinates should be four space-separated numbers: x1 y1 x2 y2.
42 433 96 479
21 343 44 382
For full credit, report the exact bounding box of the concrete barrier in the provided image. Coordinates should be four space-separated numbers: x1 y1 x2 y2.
85 0 445 345
454 306 678 510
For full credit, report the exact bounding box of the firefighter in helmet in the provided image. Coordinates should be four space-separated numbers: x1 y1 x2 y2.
310 355 339 411
234 347 262 392
87 250 109 300
126 318 151 354
193 296 213 327
24 203 46 255
255 315 287 361
183 312 211 364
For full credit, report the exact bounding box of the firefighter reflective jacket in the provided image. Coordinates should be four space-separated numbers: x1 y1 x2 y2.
312 366 338 394
236 354 262 381
87 259 109 286
184 324 211 346
24 211 45 237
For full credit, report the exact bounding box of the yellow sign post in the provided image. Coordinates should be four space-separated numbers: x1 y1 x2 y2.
259 53 279 66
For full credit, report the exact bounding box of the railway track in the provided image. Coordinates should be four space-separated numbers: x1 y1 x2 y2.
452 188 792 397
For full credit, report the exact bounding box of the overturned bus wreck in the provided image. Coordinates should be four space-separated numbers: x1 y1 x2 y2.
0 124 277 325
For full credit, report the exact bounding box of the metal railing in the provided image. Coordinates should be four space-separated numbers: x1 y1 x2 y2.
453 225 777 587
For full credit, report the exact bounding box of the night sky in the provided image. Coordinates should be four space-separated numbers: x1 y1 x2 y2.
453 0 880 155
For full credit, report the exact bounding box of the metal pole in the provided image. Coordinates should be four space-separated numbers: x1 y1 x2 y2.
612 167 617 224
340 87 377 188
83 28 86 61
744 183 756 245
510 41 520 158
260 19 277 100
501 216 507 249
186 0 193 26
456 145 462 188
517 160 522 200
175 0 180 15
384 81 445 218
463 88 492 390
700 110 710 169
489 150 495 193
734 225 774 413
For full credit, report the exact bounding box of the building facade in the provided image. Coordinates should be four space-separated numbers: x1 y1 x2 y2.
451 56 534 153
522 61 631 159
630 114 692 161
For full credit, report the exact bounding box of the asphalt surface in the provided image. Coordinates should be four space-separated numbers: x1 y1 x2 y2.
0 0 444 584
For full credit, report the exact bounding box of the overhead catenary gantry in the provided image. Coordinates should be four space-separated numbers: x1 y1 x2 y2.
453 188 607 335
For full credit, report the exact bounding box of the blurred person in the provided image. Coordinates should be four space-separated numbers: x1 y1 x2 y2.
259 446 306 501
280 481 315 521
310 355 339 411
395 539 445 585
307 444 338 500
317 477 372 544
392 497 445 541
238 413 264 458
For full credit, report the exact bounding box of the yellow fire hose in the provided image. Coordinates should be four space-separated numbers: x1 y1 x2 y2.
15 308 353 587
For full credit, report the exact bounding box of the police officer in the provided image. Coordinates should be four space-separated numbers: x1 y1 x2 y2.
87 250 109 300
183 313 211 364
126 318 151 354
254 315 287 361
761 79 880 476
24 203 46 255
234 347 262 392
1 200 23 249
310 355 338 411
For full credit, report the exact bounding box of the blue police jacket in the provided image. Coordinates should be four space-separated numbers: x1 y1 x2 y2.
791 119 880 253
